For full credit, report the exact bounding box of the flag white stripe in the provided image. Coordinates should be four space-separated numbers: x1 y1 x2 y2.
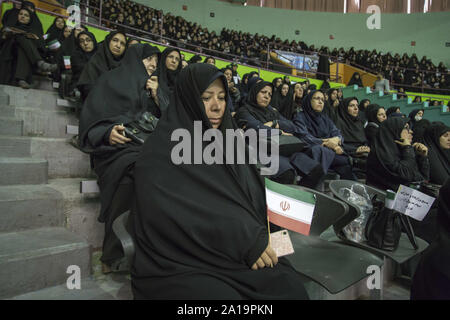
266 189 314 224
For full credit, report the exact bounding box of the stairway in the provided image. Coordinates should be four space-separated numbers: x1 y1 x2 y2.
0 78 108 299
342 86 450 126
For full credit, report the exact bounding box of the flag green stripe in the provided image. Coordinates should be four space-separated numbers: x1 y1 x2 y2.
265 178 315 205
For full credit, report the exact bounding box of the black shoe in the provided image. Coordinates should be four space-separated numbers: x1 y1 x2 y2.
37 60 58 73
18 80 31 89
299 165 326 190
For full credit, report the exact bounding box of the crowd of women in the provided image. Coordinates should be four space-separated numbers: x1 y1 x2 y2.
1 1 449 300
79 0 450 95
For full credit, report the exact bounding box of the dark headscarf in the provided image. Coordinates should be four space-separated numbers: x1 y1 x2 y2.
347 72 363 87
237 81 279 124
359 99 371 123
71 31 98 81
423 123 450 184
366 104 384 126
409 109 425 130
188 54 202 64
372 117 413 180
412 119 431 144
156 47 182 112
301 90 338 139
21 1 43 36
387 106 401 118
271 82 293 119
11 8 34 33
77 31 127 91
132 63 308 299
336 97 367 147
44 16 66 45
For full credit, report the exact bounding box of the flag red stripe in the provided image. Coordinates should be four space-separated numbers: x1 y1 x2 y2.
268 208 311 236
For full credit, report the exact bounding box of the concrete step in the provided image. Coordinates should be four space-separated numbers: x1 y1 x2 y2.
0 117 23 136
0 184 64 233
0 85 64 112
49 178 103 249
0 136 93 178
0 227 90 299
0 105 78 138
0 157 48 185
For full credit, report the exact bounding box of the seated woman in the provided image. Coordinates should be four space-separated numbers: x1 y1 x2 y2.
336 97 371 158
69 31 98 99
422 122 450 185
347 72 363 87
291 83 304 118
358 99 371 125
366 117 430 191
131 63 309 300
323 88 340 124
44 16 66 63
235 81 325 188
154 47 182 114
222 66 240 112
271 82 293 120
411 178 450 300
408 109 425 131
365 104 386 146
0 8 57 88
78 44 160 273
293 91 356 180
77 31 127 102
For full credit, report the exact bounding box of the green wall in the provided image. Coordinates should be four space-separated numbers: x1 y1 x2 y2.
134 0 450 67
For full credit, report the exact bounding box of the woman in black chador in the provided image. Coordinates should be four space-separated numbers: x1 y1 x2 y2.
0 8 57 88
132 64 309 300
422 122 450 185
77 31 127 101
78 44 160 273
69 31 98 95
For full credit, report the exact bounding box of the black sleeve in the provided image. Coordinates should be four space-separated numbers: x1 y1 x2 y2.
389 146 427 183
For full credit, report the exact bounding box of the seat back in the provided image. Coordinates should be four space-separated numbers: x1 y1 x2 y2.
112 210 135 265
329 180 386 236
287 185 349 237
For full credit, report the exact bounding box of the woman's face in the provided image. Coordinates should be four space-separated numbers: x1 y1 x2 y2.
79 34 94 53
281 84 289 97
363 100 370 109
256 86 273 108
417 110 424 118
74 27 84 38
439 131 450 150
18 9 30 25
311 91 325 113
376 108 387 123
294 84 303 99
223 69 233 83
165 51 181 71
347 99 359 117
63 27 72 38
330 90 338 101
142 54 158 76
206 58 215 65
202 78 226 129
275 78 282 88
55 18 65 29
400 124 413 143
109 33 126 57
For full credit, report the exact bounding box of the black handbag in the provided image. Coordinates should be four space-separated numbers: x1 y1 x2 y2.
265 135 306 157
124 112 159 145
365 195 418 251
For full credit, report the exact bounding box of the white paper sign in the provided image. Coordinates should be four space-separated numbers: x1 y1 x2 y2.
393 185 436 221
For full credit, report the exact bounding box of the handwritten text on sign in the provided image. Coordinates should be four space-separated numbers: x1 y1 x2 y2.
393 185 436 221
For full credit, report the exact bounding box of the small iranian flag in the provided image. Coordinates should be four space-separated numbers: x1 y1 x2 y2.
265 178 316 236
63 56 71 70
48 39 61 50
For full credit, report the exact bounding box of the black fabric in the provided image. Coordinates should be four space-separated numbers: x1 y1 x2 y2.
19 2 43 36
412 119 431 144
155 47 182 112
44 17 65 45
336 97 367 152
271 83 294 119
423 123 450 185
78 44 160 223
411 179 450 300
367 117 430 191
131 63 309 300
70 31 98 86
408 108 425 130
387 106 400 118
365 104 384 145
301 90 339 139
77 31 127 97
323 88 340 123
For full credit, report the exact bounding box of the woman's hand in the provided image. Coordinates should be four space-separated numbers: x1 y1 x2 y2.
146 76 158 98
413 142 428 157
356 146 370 154
251 245 278 271
334 146 344 155
281 131 293 136
395 138 411 147
109 125 132 145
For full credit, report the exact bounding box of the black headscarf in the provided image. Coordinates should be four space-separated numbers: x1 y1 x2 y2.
412 119 431 144
323 88 340 123
301 90 338 139
271 82 293 119
366 104 384 126
77 31 127 91
336 97 367 147
347 72 363 87
44 16 66 45
78 44 160 222
71 31 98 81
387 106 401 118
408 109 425 130
423 123 450 184
237 81 280 124
132 63 308 299
10 8 34 33
21 1 43 36
156 47 182 112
